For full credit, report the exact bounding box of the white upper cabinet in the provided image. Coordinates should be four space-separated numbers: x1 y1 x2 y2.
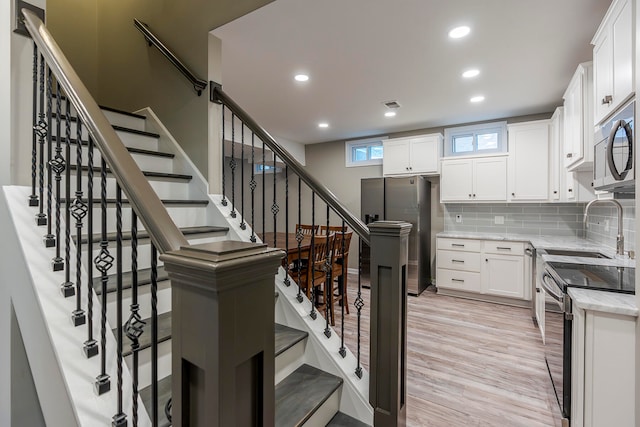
507 120 550 202
563 62 594 171
440 156 507 202
549 107 563 201
592 0 634 124
382 134 442 176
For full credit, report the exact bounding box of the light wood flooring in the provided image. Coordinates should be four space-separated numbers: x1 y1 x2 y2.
336 277 563 427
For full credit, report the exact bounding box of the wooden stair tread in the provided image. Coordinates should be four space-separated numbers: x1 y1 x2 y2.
79 225 228 246
327 412 371 427
59 137 174 158
69 165 192 181
116 311 172 358
275 364 343 427
52 113 160 138
139 375 172 427
61 197 209 206
99 105 147 120
275 323 308 357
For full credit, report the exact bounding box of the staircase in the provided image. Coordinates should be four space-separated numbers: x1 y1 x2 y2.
35 105 369 426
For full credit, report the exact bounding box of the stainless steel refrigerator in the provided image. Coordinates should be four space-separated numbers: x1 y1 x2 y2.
361 176 431 295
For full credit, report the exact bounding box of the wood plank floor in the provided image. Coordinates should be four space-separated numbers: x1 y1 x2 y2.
336 276 563 427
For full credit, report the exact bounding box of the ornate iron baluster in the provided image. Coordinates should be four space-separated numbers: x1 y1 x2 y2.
84 135 97 358
295 177 303 303
94 157 112 395
60 97 73 298
249 133 256 243
35 55 47 226
29 43 38 207
112 185 126 426
229 112 236 218
71 119 87 327
240 124 246 229
272 154 278 248
221 105 227 206
283 165 290 286
43 68 55 247
50 82 65 271
309 192 317 320
339 220 347 358
150 244 159 427
124 212 144 426
355 242 364 379
324 205 331 338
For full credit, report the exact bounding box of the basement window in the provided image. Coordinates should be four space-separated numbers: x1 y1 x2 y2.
345 137 388 167
444 121 507 157
254 164 282 174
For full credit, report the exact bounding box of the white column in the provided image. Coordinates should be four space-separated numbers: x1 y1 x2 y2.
207 33 222 194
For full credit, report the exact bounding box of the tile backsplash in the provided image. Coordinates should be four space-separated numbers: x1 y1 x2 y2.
443 200 636 252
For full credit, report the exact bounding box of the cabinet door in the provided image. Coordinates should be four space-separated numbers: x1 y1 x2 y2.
571 305 585 427
549 108 563 201
473 157 507 201
593 29 612 123
535 286 545 342
382 139 410 175
481 254 524 298
410 136 440 174
563 73 582 168
611 0 633 108
440 159 473 201
508 121 549 201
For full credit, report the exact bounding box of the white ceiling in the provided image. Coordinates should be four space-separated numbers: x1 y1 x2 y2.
212 0 611 145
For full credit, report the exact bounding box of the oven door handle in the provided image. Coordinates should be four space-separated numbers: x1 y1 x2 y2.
540 272 564 303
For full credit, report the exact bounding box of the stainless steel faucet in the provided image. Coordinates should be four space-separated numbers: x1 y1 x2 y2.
583 199 625 256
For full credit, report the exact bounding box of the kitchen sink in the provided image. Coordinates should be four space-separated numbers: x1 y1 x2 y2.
543 249 611 259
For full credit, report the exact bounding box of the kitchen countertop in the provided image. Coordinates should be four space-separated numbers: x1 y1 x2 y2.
568 287 638 317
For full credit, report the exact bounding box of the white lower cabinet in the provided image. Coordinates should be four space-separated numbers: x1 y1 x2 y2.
436 237 528 302
571 305 635 426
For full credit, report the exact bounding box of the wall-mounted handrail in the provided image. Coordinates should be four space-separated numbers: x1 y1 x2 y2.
211 85 371 245
22 9 188 253
134 19 207 96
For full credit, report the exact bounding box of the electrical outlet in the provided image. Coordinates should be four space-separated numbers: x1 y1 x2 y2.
455 214 462 223
604 219 610 232
494 215 504 225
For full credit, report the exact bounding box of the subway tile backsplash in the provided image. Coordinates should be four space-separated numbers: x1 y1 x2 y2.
443 201 636 252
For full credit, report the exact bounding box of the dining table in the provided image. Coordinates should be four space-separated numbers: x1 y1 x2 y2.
261 231 329 264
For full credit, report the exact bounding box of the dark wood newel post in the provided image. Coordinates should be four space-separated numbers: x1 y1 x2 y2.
368 221 412 427
161 241 284 427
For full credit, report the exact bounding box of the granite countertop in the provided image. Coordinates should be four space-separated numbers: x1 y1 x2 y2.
568 287 638 317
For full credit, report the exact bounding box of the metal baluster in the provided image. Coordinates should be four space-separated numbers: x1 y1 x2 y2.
151 244 159 427
60 97 74 298
240 124 246 229
221 105 227 206
354 242 364 379
94 157 112 395
84 136 97 358
50 82 65 271
324 205 331 338
229 113 236 218
29 43 39 207
309 192 317 320
339 220 347 358
272 154 278 248
249 133 256 243
112 185 127 426
43 68 55 247
71 119 86 327
124 212 144 426
295 177 303 303
262 138 265 242
283 166 290 286
35 55 47 226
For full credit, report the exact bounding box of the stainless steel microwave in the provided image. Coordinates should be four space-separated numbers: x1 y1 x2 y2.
593 100 634 193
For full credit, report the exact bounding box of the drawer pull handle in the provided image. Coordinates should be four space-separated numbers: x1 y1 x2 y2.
451 244 465 247
451 279 464 283
452 259 464 263
496 247 512 250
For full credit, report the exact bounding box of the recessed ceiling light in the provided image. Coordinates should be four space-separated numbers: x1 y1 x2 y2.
470 95 485 103
294 74 309 82
449 26 471 39
462 69 480 78
384 111 397 118
318 122 329 128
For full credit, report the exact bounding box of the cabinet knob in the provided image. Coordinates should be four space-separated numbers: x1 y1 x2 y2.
468 194 472 198
473 194 476 198
553 190 558 194
536 288 541 293
485 258 488 262
568 188 573 192
511 192 515 197
602 95 613 105
566 153 573 158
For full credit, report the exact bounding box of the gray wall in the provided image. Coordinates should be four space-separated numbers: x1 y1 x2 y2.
585 199 636 252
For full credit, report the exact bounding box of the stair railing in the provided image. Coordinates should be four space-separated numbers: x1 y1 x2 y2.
212 83 410 425
133 18 207 96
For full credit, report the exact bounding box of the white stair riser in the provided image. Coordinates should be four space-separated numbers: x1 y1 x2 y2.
124 340 172 390
52 123 158 151
275 339 306 385
66 148 174 173
302 390 341 427
105 281 172 327
60 175 189 200
102 110 146 132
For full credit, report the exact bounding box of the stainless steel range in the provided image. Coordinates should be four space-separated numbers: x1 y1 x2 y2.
540 261 635 426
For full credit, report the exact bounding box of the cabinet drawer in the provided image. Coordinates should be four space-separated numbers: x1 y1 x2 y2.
436 268 481 292
482 241 525 255
437 238 481 252
437 250 481 272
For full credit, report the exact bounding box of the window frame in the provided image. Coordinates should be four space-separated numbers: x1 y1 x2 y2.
345 136 388 167
444 121 507 157
253 163 282 174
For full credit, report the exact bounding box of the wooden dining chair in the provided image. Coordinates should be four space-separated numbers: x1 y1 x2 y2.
296 224 319 235
329 231 353 320
298 234 334 318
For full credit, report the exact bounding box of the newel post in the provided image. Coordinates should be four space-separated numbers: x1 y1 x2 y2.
368 221 412 427
161 241 284 427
